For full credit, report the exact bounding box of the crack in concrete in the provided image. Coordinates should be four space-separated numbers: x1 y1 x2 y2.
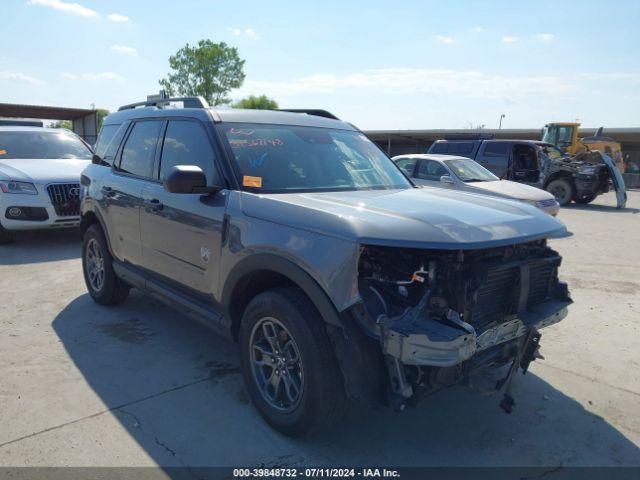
537 362 640 397
0 376 210 449
519 465 564 480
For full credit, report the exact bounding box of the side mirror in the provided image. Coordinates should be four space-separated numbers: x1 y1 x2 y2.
92 154 106 165
440 175 455 186
164 165 221 194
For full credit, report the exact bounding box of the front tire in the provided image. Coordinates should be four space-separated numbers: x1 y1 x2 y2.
546 178 575 206
82 224 129 305
0 224 15 245
239 287 346 437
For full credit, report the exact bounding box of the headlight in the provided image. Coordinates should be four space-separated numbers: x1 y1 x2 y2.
579 165 597 175
0 180 38 195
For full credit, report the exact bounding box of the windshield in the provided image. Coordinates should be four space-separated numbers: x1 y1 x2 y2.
221 123 411 192
444 158 498 182
0 130 92 159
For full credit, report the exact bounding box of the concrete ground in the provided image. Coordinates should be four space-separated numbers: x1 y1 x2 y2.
0 191 639 469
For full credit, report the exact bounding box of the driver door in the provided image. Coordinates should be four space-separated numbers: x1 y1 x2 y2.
140 119 227 296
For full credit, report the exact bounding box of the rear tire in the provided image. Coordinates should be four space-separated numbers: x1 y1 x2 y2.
0 224 15 245
82 224 129 305
239 287 346 437
546 178 575 206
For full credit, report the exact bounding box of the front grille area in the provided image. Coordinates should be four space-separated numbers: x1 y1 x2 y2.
469 257 559 331
537 198 558 208
46 183 80 217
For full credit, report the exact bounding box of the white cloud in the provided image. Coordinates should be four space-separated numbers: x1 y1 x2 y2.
535 33 555 43
244 28 259 40
238 68 579 100
472 27 484 32
0 71 44 85
435 35 454 44
228 27 259 39
60 72 124 81
26 0 97 18
107 13 130 22
111 45 137 56
501 36 519 43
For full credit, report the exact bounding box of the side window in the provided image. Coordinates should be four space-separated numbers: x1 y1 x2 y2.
430 143 448 154
449 142 475 155
159 120 219 184
482 142 509 157
395 158 417 176
99 123 129 165
94 124 119 158
119 121 163 178
418 160 448 181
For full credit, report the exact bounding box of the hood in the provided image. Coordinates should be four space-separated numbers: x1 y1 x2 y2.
0 158 90 184
467 180 554 202
241 187 567 250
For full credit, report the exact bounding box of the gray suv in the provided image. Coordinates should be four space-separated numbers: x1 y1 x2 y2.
80 95 572 436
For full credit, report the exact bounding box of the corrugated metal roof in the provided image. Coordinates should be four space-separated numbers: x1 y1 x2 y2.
0 103 96 121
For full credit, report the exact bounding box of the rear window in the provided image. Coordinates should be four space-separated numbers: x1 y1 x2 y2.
0 130 92 159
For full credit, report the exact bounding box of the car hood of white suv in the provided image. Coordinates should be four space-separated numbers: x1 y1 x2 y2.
0 158 90 184
467 180 555 202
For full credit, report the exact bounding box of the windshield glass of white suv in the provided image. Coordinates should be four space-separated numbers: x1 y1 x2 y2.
445 158 498 182
221 124 411 192
0 131 92 159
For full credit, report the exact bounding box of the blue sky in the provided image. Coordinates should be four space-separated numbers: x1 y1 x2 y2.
2 0 639 129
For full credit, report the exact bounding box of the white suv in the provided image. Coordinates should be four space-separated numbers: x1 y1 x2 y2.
0 126 92 244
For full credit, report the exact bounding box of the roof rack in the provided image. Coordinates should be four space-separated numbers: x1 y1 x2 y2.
118 91 209 111
277 109 340 120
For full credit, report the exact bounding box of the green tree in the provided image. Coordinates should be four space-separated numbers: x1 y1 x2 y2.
96 109 109 129
159 40 245 105
51 120 72 130
233 95 278 110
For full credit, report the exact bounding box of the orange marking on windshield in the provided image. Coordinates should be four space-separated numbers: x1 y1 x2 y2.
243 175 263 188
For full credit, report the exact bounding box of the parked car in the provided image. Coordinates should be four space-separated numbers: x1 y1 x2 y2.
393 154 560 216
81 95 572 437
0 126 93 244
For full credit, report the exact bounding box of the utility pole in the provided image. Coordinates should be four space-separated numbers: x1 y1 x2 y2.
499 114 506 129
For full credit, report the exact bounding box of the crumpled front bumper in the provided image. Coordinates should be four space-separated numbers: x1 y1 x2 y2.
383 298 571 367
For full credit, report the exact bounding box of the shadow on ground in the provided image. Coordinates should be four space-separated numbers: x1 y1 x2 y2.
53 292 640 469
564 203 640 214
0 229 80 265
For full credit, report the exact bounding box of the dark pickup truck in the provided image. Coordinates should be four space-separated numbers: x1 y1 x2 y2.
428 139 619 206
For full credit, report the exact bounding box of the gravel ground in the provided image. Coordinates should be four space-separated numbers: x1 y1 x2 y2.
0 190 638 469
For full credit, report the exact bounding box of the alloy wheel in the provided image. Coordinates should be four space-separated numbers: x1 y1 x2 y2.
249 317 304 412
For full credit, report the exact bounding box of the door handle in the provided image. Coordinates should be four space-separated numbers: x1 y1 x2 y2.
144 198 163 211
101 186 116 197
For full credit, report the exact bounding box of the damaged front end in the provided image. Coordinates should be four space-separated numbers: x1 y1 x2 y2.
353 240 572 410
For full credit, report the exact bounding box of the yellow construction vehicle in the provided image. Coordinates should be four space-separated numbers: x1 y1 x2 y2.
541 122 625 172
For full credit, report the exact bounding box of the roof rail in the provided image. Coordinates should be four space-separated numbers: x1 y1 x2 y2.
118 92 210 111
277 109 340 120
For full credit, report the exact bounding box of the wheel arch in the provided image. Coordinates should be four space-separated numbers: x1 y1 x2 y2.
222 254 344 341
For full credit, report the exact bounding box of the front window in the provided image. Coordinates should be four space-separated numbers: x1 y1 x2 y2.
444 158 498 182
0 130 92 160
542 125 574 150
221 124 411 192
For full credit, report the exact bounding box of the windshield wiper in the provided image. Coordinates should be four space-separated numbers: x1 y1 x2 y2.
464 178 487 183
